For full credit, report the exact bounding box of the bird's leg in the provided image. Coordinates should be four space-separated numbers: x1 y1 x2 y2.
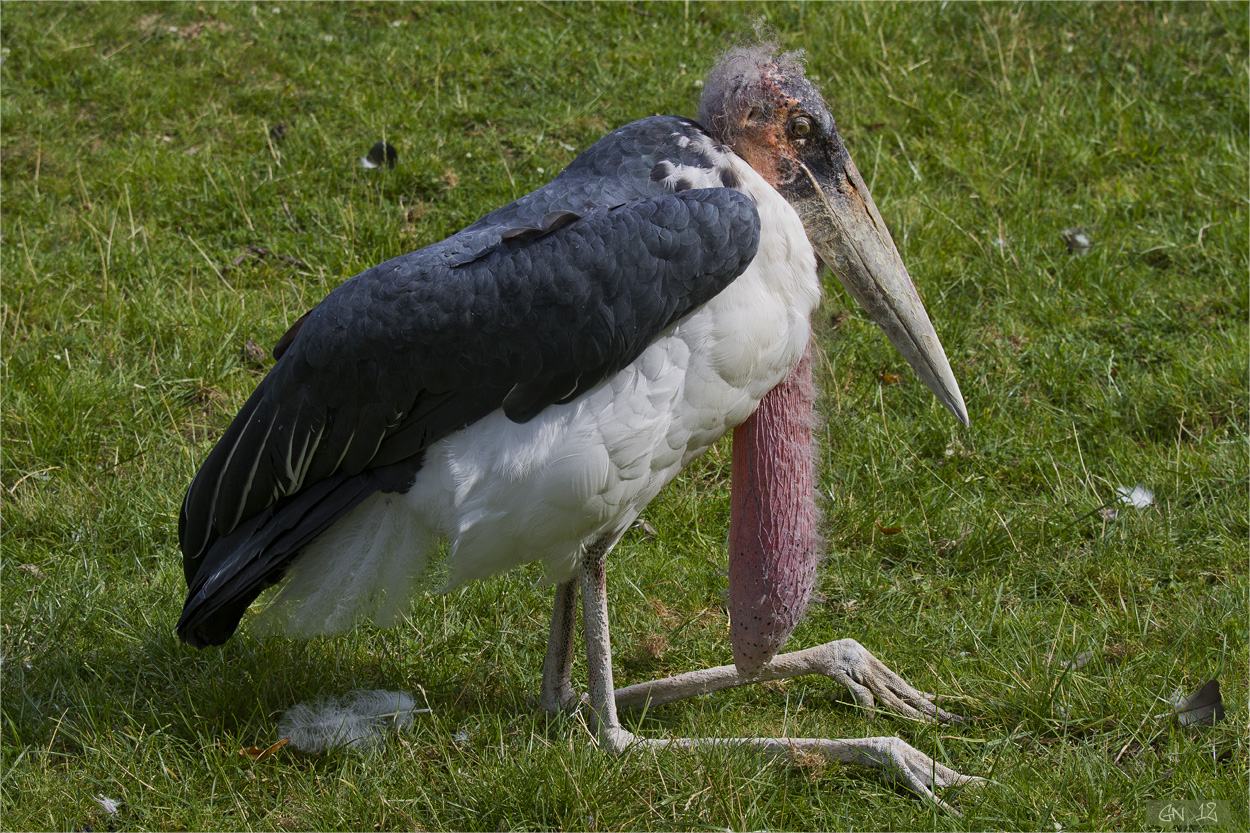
578 541 633 748
577 548 979 812
539 578 580 713
614 637 961 723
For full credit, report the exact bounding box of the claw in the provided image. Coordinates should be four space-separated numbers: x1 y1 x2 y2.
817 638 964 723
847 736 983 816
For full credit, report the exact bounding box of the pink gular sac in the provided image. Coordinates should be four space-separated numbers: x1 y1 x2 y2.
728 343 818 677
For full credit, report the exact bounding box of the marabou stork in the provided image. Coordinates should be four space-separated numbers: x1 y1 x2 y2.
178 46 978 807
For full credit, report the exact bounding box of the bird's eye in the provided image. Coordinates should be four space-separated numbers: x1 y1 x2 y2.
790 117 812 138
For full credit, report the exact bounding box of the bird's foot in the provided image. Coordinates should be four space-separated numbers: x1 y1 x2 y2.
613 637 964 724
827 735 986 815
811 638 963 723
597 727 980 814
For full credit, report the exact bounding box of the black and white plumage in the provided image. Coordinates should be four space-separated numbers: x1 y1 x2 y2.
178 116 807 645
178 45 979 809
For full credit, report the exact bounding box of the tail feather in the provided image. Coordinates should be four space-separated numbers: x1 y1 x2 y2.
177 465 412 648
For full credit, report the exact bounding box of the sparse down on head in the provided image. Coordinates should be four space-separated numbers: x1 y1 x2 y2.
700 44 968 427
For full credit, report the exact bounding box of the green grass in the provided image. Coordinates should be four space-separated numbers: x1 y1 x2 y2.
2 1 1246 830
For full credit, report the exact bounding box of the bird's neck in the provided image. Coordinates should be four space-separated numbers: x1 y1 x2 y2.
727 343 819 677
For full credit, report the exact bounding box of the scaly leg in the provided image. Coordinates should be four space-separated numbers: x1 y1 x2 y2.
539 578 579 713
578 543 635 749
578 548 981 814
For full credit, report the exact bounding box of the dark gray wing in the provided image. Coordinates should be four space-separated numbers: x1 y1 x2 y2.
438 115 731 265
178 180 760 646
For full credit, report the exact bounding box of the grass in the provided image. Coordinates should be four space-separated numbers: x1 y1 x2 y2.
1 1 1246 830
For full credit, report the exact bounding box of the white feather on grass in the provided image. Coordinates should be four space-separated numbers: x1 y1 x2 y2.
278 689 428 753
92 795 121 816
1116 483 1154 509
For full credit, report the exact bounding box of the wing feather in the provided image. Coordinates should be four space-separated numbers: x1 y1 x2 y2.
178 117 762 645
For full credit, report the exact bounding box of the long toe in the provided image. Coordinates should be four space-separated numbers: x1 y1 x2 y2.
819 639 964 723
863 737 979 816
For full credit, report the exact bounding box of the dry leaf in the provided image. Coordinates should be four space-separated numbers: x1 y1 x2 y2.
648 597 677 622
879 371 902 385
242 339 267 366
239 737 289 761
788 745 828 774
876 521 904 535
639 632 669 660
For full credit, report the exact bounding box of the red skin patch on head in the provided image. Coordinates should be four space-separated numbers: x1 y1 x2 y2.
731 73 805 188
728 344 819 676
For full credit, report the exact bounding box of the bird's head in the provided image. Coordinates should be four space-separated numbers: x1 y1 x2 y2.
701 46 968 426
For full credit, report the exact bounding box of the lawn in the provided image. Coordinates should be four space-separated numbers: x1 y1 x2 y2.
2 2 1246 830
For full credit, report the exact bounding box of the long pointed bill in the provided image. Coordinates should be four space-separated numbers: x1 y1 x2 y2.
798 155 968 426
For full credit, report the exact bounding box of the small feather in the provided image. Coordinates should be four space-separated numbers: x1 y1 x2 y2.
541 210 580 231
1061 227 1092 254
1060 650 1095 671
92 795 121 816
278 689 429 753
360 141 398 170
1116 483 1153 509
1173 679 1225 727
